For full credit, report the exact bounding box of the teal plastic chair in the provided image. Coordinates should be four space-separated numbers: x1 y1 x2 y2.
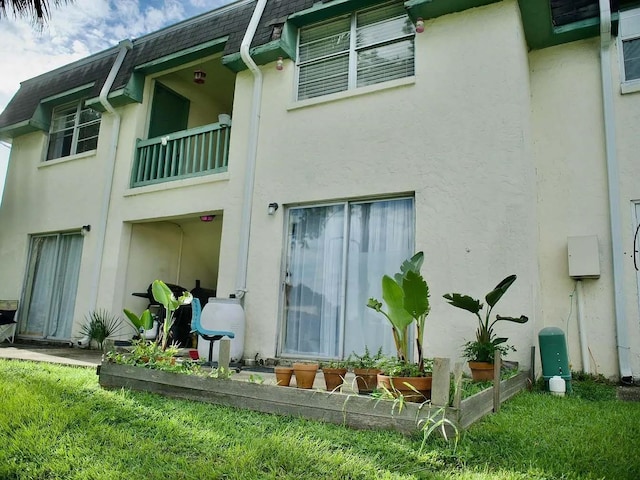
190 298 235 365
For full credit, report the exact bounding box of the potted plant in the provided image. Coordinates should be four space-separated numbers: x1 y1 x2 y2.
443 274 528 381
349 346 383 394
274 365 294 386
366 252 432 402
292 362 319 389
321 359 349 391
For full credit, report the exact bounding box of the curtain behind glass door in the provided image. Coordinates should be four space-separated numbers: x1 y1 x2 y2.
283 205 345 357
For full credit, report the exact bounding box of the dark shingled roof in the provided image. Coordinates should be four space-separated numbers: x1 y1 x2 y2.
0 0 319 131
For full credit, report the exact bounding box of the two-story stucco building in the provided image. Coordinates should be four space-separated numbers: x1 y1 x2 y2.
1 0 639 382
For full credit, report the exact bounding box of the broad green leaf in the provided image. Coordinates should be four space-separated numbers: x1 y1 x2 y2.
485 275 517 307
123 308 153 331
443 293 482 314
403 270 429 318
152 280 175 310
381 275 413 332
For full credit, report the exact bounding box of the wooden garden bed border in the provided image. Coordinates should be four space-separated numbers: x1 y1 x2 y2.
97 357 530 435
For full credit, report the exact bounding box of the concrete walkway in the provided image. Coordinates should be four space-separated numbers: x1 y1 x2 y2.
0 343 103 367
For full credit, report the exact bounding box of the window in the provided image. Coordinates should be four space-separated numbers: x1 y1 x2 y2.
46 101 101 160
296 2 415 100
281 197 414 359
619 8 640 92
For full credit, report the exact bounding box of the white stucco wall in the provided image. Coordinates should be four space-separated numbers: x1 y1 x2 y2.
530 38 640 379
237 0 539 367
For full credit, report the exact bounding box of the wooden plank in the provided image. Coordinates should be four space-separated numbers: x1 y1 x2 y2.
431 357 450 407
98 363 449 435
459 387 494 429
218 339 230 371
493 351 501 413
452 362 463 410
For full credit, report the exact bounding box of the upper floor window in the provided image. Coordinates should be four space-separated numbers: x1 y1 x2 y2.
619 8 640 93
46 101 101 160
296 2 415 101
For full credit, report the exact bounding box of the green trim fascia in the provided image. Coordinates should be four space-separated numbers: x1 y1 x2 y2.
41 82 95 104
518 0 619 50
222 31 297 72
85 72 145 112
288 0 390 26
135 36 228 75
403 0 500 21
0 119 44 140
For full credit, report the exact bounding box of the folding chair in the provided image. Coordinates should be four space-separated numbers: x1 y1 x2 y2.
0 300 18 344
190 298 235 366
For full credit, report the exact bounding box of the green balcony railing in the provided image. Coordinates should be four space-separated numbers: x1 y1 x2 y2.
131 122 230 188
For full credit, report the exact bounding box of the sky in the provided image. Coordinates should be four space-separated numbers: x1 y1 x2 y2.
0 0 233 201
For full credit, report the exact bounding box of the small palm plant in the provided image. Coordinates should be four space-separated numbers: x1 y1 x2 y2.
443 275 528 363
80 309 124 350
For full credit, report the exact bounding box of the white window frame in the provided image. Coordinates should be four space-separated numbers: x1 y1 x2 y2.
46 100 101 161
295 2 415 101
618 8 640 94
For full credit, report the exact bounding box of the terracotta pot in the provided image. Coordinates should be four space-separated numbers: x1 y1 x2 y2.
322 367 348 391
274 366 294 386
293 363 319 389
353 368 382 394
377 374 432 403
468 361 495 382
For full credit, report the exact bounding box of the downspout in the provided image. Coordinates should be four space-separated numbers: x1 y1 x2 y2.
598 0 633 383
87 39 133 311
235 0 268 299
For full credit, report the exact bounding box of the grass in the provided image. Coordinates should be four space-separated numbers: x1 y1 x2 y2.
1 359 639 479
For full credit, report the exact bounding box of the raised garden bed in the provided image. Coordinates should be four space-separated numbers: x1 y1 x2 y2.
98 356 530 434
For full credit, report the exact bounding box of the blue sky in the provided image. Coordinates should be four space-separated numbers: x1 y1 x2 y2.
0 0 233 201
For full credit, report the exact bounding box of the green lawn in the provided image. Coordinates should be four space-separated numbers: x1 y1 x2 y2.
0 359 638 479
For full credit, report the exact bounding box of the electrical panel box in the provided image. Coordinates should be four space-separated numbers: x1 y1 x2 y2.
567 235 600 279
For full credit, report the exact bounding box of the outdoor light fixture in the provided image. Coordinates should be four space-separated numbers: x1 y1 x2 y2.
415 17 424 33
276 57 284 71
200 215 215 222
81 225 91 236
268 203 279 215
193 70 207 84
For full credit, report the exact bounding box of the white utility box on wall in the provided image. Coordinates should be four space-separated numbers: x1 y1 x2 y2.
567 235 600 279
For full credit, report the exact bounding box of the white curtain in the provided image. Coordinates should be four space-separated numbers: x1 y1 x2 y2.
344 198 414 358
283 198 414 359
284 205 345 357
21 234 83 339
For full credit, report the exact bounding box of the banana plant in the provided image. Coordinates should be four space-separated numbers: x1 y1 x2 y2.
443 275 528 363
151 279 193 351
123 308 153 338
367 252 430 373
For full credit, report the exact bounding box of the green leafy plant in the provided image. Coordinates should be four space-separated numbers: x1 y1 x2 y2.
443 275 528 363
416 406 460 454
367 252 430 374
79 309 125 350
122 307 154 338
321 357 350 369
151 280 193 351
378 356 433 377
349 346 384 370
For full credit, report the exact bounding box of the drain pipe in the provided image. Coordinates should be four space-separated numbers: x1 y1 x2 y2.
598 0 633 383
87 39 133 311
235 0 268 300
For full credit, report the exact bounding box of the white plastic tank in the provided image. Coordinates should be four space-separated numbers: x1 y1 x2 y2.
197 297 245 362
549 375 566 396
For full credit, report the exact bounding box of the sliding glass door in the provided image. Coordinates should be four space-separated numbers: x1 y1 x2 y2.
19 233 83 340
282 197 414 359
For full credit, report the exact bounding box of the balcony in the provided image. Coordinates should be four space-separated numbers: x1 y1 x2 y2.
131 122 230 188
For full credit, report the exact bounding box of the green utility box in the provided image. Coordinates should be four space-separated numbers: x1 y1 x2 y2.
538 327 572 393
